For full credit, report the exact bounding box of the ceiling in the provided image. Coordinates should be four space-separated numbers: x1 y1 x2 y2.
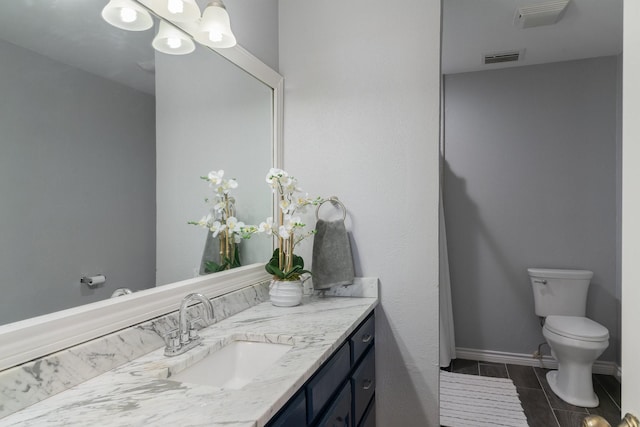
0 0 157 94
0 1 624 85
442 0 623 75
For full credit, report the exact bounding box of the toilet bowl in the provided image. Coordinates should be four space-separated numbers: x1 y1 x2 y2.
542 315 609 408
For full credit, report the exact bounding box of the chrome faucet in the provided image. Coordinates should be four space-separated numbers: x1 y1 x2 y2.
164 293 215 357
110 288 133 298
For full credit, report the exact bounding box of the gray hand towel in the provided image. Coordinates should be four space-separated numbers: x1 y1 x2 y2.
312 219 355 290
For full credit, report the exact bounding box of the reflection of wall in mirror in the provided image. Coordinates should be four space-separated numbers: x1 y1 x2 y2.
0 39 157 325
155 45 273 286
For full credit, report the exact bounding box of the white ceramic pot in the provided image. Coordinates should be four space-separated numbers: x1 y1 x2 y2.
269 279 303 307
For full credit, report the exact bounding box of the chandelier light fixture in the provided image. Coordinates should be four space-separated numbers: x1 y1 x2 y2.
150 0 200 23
194 0 237 49
152 21 196 55
101 0 153 31
102 0 238 54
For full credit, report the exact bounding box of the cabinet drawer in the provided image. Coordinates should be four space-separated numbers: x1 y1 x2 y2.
358 398 376 427
268 390 306 427
350 315 374 364
314 381 351 427
307 343 351 424
351 347 375 426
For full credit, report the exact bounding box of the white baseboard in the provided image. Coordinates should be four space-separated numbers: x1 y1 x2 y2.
455 347 620 378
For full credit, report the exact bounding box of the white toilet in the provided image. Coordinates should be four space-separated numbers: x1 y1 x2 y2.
528 268 609 408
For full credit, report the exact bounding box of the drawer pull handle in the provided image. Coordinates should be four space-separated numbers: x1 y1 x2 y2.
362 379 373 390
362 334 373 343
336 415 348 425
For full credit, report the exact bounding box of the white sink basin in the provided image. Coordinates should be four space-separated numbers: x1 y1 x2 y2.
168 340 292 389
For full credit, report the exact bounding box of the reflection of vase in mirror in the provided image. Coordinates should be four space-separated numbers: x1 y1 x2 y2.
197 199 242 275
199 231 241 274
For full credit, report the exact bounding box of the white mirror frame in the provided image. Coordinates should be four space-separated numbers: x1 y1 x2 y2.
0 44 284 372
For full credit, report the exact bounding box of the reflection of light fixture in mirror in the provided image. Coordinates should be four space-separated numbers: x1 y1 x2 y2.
101 0 153 31
194 0 237 49
150 0 200 23
152 21 196 55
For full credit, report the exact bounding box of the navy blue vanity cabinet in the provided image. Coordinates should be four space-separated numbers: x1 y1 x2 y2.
350 315 374 365
315 382 352 427
266 312 375 427
358 399 376 427
307 343 351 423
351 348 375 426
268 390 306 427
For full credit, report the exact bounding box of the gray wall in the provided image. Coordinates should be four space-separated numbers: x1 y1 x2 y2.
225 0 279 71
443 56 619 362
279 1 442 425
0 39 156 324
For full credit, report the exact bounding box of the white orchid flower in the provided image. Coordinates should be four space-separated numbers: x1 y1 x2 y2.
213 201 226 212
266 168 289 192
221 178 238 194
291 194 313 213
207 170 224 186
277 215 303 240
258 217 275 235
278 225 291 240
279 198 291 213
265 168 286 183
209 221 226 238
226 216 245 233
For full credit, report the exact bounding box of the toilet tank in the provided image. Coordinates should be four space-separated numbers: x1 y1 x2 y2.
528 268 593 317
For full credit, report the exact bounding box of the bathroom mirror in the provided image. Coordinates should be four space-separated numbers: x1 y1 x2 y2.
0 0 282 369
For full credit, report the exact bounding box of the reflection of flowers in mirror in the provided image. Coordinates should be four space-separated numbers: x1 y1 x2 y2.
188 170 254 273
245 168 323 281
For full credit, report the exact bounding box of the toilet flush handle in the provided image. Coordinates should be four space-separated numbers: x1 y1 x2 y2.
533 279 548 285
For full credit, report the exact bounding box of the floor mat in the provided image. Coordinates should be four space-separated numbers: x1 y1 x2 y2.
440 371 529 427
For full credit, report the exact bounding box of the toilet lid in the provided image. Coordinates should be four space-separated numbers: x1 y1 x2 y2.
544 315 609 342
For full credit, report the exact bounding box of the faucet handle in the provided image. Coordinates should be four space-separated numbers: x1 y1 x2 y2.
180 326 191 344
161 328 178 342
169 336 181 350
163 329 181 351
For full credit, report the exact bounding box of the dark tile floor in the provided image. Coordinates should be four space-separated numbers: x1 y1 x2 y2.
443 359 621 427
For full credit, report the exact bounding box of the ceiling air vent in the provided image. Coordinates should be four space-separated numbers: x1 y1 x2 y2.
514 0 570 29
483 51 522 65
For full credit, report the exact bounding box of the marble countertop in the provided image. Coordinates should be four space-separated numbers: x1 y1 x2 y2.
0 294 377 427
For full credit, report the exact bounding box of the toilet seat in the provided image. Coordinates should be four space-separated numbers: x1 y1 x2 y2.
544 315 609 342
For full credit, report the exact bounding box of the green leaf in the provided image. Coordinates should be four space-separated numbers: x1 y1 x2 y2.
292 254 304 269
266 263 285 278
204 261 226 273
233 246 241 266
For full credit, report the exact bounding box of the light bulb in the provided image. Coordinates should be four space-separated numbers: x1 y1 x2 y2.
209 30 223 42
102 0 153 31
167 37 182 49
167 0 184 14
119 7 137 23
195 1 236 48
152 21 195 54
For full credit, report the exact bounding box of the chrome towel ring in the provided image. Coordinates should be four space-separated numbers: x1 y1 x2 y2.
316 196 347 221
